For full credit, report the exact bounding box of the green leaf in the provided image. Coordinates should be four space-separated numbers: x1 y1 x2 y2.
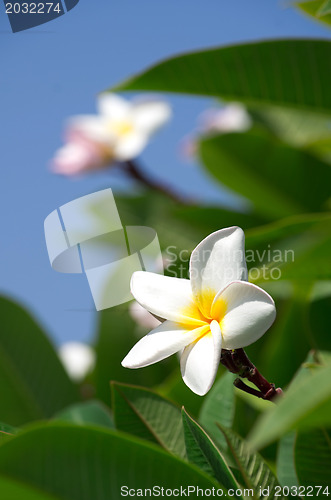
295 428 331 487
182 409 242 495
296 0 331 26
249 359 331 450
0 475 58 500
199 131 331 219
0 296 78 426
173 205 266 235
255 289 313 388
0 423 219 500
318 0 331 15
250 107 331 149
199 372 236 450
93 306 176 405
112 39 331 115
0 421 17 436
157 372 204 416
219 425 282 499
112 382 186 458
244 213 331 282
277 432 300 488
53 400 114 428
0 421 18 445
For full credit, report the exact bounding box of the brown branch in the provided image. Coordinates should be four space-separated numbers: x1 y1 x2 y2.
122 159 192 205
221 348 283 402
233 378 265 399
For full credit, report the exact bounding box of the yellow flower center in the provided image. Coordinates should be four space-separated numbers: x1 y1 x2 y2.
107 120 134 137
180 290 228 338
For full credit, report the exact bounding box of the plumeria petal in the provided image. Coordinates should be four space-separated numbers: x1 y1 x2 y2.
190 227 248 318
212 280 276 350
129 301 161 330
132 100 172 135
131 271 207 326
67 116 115 144
121 321 209 369
114 131 148 160
180 320 222 396
97 94 131 120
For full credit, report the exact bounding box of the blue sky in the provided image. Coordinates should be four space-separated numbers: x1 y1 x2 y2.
0 0 330 346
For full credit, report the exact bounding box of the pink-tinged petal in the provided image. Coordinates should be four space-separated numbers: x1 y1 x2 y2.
129 301 161 330
51 141 107 176
122 321 209 369
131 271 207 326
66 115 116 145
190 227 248 319
180 320 222 396
212 281 276 350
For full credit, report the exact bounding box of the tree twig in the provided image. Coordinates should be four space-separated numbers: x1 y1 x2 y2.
221 348 283 402
122 159 192 205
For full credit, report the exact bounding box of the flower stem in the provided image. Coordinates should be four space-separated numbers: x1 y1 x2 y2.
221 348 283 402
122 160 192 205
233 378 265 399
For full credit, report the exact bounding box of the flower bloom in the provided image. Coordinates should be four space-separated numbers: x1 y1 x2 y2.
122 227 276 396
198 103 252 134
180 103 251 161
51 94 172 176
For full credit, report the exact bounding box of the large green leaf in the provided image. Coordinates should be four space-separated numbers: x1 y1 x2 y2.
249 359 331 449
0 296 78 426
0 423 220 500
255 289 313 388
199 372 236 450
0 475 58 500
219 426 283 499
244 213 331 282
0 421 17 445
295 428 331 487
112 40 331 114
199 131 331 219
182 409 242 495
157 372 204 416
112 382 186 458
251 107 331 149
173 205 265 234
277 432 299 488
54 400 114 428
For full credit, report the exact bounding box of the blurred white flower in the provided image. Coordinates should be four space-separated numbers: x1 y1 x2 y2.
129 301 161 330
59 342 96 382
198 104 252 134
180 103 251 161
122 227 276 396
51 94 172 176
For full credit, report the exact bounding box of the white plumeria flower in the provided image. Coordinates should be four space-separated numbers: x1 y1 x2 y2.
52 94 172 175
122 227 276 396
180 104 251 161
198 103 252 134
